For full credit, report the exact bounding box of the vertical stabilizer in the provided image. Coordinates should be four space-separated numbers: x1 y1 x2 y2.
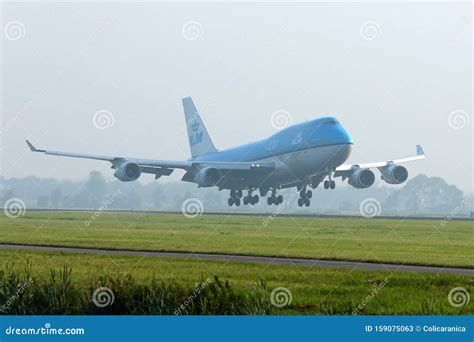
182 97 217 158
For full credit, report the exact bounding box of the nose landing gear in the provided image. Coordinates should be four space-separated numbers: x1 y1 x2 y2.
323 172 336 189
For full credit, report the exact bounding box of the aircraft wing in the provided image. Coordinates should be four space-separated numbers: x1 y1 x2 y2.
335 145 426 172
26 140 191 169
26 140 275 175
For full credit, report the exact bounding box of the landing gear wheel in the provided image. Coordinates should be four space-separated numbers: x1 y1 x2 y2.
300 190 306 198
237 190 243 198
252 195 259 205
235 198 241 206
243 197 249 205
306 190 312 199
267 197 273 205
330 180 335 189
277 195 283 204
228 198 234 206
324 181 329 189
298 198 303 207
304 198 310 207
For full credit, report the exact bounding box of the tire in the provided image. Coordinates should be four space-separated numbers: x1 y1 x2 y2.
237 190 242 198
324 181 329 189
267 197 273 205
243 197 248 205
305 198 310 207
228 198 233 206
277 195 283 204
297 198 303 207
235 198 240 206
299 190 306 198
330 181 335 189
253 195 259 204
306 190 312 199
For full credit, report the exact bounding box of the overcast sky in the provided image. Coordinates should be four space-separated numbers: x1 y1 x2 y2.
1 2 472 193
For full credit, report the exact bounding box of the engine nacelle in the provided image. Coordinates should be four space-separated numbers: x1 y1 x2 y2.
114 162 141 182
348 168 375 189
380 164 408 184
195 167 222 187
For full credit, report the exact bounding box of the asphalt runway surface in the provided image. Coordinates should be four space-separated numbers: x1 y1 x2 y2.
1 243 472 276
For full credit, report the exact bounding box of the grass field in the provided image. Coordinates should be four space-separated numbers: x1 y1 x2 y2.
1 249 473 315
0 211 472 268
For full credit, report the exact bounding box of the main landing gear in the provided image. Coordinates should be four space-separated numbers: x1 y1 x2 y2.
228 189 259 206
228 189 243 206
267 189 283 205
243 191 259 205
297 186 312 207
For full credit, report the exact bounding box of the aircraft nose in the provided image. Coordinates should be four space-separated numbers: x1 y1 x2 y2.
334 125 353 145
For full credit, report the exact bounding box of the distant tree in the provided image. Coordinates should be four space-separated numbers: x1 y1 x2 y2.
50 187 63 208
85 171 106 207
37 195 49 208
151 185 166 209
1 189 14 206
382 175 464 216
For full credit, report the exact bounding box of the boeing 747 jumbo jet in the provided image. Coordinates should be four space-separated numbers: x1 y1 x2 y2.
26 97 426 207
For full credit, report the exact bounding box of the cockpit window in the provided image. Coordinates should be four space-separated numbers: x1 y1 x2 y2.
325 120 339 125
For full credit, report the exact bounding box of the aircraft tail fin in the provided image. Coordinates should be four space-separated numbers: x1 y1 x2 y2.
182 97 217 158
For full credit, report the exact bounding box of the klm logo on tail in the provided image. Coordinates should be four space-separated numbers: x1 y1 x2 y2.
189 122 203 146
189 132 203 146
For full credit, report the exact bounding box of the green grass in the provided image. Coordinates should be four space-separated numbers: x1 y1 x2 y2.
0 250 472 315
1 211 472 268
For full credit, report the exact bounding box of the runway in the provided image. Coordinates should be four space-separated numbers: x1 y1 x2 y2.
1 243 472 276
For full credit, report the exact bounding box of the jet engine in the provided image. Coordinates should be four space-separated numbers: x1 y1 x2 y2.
114 162 141 182
195 167 222 187
380 164 408 184
348 168 375 189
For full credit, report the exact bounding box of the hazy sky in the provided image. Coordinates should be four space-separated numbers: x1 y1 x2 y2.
1 2 472 193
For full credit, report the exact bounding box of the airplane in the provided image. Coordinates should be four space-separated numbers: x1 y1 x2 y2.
26 97 426 207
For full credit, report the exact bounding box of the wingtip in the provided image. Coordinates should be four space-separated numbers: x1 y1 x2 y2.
25 140 44 153
26 139 36 151
416 144 425 156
